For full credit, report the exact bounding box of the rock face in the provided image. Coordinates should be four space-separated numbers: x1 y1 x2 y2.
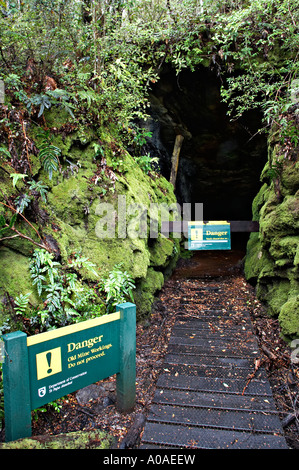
244 122 299 340
0 112 180 325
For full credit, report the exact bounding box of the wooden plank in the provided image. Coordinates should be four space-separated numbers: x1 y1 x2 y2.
153 388 277 412
156 374 274 396
147 403 283 434
167 343 259 358
169 135 184 188
163 354 256 369
140 422 288 449
158 363 268 380
161 220 259 234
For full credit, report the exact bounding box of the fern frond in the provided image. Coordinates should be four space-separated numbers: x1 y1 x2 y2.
14 292 32 315
38 140 61 180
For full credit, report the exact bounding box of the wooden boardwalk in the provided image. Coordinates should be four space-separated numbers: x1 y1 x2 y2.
140 280 288 449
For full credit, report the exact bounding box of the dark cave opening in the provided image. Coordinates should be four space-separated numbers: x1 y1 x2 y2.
146 65 268 253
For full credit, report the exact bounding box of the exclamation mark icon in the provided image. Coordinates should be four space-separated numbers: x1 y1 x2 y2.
36 347 62 380
46 352 52 374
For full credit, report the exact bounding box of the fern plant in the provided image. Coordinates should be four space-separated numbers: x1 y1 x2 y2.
14 292 32 316
135 153 159 174
27 249 104 331
98 263 135 313
37 130 61 180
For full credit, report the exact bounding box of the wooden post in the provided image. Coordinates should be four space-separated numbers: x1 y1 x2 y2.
2 331 32 442
116 302 136 412
170 134 184 188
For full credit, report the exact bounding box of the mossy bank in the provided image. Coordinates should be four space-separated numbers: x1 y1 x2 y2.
0 111 180 329
244 114 299 341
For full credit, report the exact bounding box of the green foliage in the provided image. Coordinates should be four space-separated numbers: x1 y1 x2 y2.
37 130 61 180
0 147 11 161
213 0 298 123
27 249 104 331
28 180 49 203
10 173 27 188
13 252 136 333
0 212 17 238
26 93 52 118
98 264 136 313
135 153 159 174
14 292 32 316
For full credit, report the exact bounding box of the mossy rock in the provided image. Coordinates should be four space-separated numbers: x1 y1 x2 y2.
280 161 299 195
0 247 39 308
251 183 269 221
244 232 275 283
0 118 181 328
149 235 176 269
0 429 114 449
134 267 165 319
260 194 299 244
245 121 299 339
278 295 299 340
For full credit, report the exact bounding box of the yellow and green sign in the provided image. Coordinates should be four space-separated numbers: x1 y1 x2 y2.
2 303 136 442
188 221 231 250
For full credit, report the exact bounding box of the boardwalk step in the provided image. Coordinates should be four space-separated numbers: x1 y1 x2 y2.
147 403 283 434
139 277 288 449
163 353 258 368
153 388 277 412
156 374 273 396
160 363 269 380
168 342 259 357
140 422 288 449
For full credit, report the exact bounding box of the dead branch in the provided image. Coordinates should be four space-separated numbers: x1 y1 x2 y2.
242 357 264 395
261 344 277 361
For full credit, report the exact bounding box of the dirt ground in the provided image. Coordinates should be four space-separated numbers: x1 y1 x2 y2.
25 250 298 450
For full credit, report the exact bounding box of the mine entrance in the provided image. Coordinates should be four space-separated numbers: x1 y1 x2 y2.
147 66 268 269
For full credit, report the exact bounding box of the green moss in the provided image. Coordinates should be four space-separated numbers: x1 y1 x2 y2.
0 247 38 307
134 267 164 319
269 236 299 262
150 235 175 268
47 174 93 225
266 279 292 316
260 194 299 244
0 430 114 449
251 183 269 220
244 232 275 282
278 295 299 339
43 108 74 129
280 161 299 195
245 128 299 339
1 110 181 327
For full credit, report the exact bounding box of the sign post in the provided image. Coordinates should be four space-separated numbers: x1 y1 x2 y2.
188 221 231 250
2 302 136 442
2 332 32 442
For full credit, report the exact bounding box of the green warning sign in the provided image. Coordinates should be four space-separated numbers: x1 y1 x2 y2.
27 312 120 409
188 221 231 250
2 303 136 442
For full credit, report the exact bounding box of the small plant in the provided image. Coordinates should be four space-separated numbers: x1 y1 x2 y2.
14 292 32 316
32 399 63 422
28 180 49 203
98 263 135 313
10 173 27 188
26 93 52 118
26 249 104 331
135 153 159 174
126 125 152 152
37 130 61 180
0 147 11 161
